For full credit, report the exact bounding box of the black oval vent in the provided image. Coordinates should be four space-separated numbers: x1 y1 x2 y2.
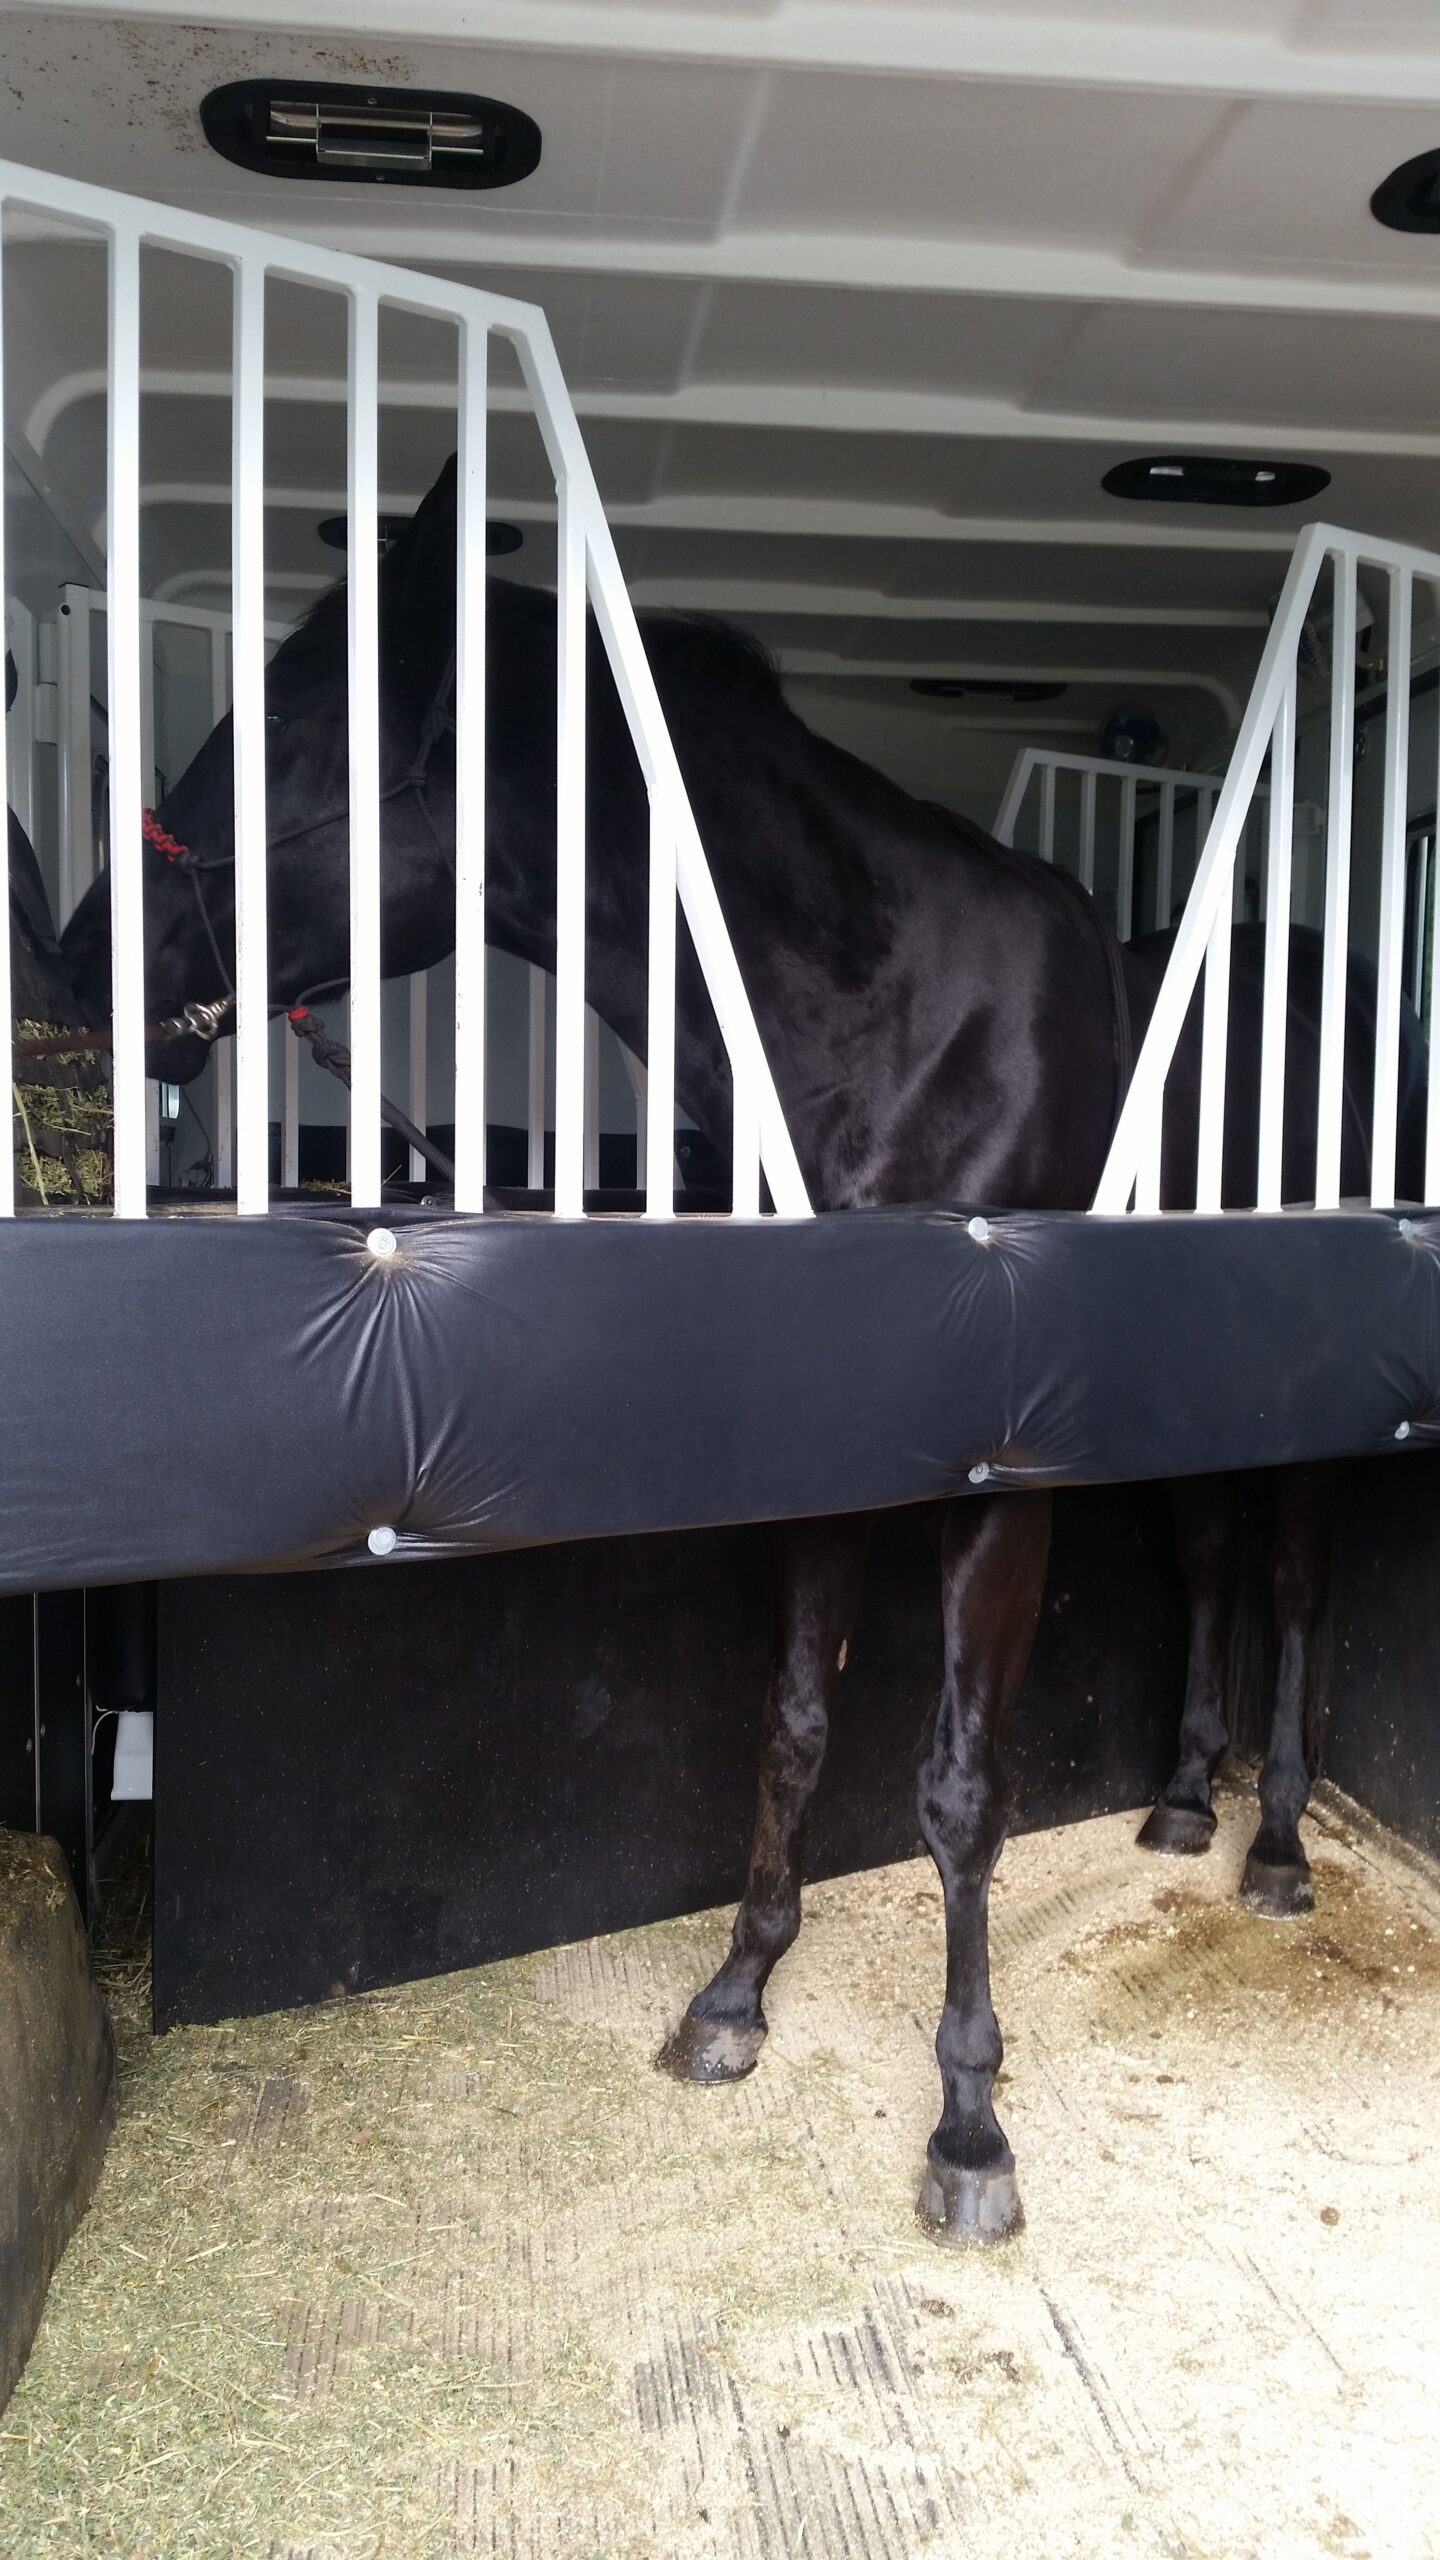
1372 149 1440 233
1102 456 1330 509
202 80 541 190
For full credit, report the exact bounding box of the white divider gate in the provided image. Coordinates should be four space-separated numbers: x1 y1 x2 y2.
993 748 1269 944
0 156 811 1223
1094 524 1440 1217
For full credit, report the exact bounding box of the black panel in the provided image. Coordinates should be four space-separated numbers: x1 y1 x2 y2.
153 1491 1180 2028
0 1595 36 1836
1326 1451 1440 1861
1 1206 1439 1599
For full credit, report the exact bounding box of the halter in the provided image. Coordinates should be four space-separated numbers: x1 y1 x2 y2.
141 643 460 1050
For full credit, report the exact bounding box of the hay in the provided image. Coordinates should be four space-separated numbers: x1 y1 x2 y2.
12 1021 113 1207
5 1798 1440 2558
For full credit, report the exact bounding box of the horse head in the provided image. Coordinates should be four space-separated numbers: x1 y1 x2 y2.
60 454 496 1085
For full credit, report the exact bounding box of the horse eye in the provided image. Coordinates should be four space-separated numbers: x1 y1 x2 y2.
265 708 287 733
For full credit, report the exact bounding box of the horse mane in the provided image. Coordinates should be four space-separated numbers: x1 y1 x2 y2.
637 611 787 718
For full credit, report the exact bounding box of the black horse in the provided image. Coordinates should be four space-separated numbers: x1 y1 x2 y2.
63 457 1427 2243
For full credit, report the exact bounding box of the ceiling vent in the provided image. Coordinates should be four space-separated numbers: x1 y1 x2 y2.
1372 148 1440 233
910 678 1066 704
317 516 523 557
201 80 541 190
1102 456 1329 509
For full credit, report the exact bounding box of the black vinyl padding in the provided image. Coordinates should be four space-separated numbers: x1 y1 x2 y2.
1 1203 1436 1595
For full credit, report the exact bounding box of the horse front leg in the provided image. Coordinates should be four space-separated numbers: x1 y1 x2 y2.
1137 1474 1237 1856
918 1488 1050 2246
1241 1463 1335 1918
658 1513 871 2084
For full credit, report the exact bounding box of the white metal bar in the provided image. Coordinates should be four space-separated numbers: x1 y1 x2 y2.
1195 895 1234 1213
407 973 428 1182
56 590 94 927
1256 676 1297 1212
451 317 488 1212
645 797 676 1220
345 288 382 1208
1093 524 1330 1216
0 225 10 1219
1371 570 1413 1210
282 1024 299 1188
215 1040 235 1190
1039 762 1056 864
1116 774 1136 943
231 255 269 1214
991 748 1035 848
1078 768 1096 894
1156 783 1175 931
513 316 810 1216
2 599 35 849
552 478 587 1218
1409 832 1429 1015
732 1053 761 1218
1315 550 1358 1211
526 966 547 1190
106 222 147 1219
583 1006 601 1193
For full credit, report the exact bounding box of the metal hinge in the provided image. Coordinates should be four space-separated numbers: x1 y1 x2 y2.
267 100 492 176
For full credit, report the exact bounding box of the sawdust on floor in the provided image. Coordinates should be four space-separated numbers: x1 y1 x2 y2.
2 1782 1438 2560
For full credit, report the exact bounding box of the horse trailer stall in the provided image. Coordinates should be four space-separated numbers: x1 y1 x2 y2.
3 10 1440 2558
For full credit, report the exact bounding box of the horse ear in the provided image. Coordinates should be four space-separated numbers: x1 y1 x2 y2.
383 455 459 691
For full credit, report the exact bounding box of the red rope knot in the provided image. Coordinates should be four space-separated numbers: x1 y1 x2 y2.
141 806 193 865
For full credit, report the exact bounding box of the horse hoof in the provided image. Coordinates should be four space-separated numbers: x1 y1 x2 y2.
918 2149 1023 2247
1240 1854 1315 1919
1136 1801 1216 1857
656 2010 765 2084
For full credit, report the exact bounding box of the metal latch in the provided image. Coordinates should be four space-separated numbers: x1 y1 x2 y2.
267 100 491 176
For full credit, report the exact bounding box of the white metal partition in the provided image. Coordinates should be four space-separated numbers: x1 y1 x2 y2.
1094 523 1440 1218
0 156 810 1223
994 747 1267 944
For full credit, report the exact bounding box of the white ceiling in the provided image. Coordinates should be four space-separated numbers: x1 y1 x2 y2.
3 0 1440 787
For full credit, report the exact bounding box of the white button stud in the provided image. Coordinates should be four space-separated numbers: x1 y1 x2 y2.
969 1461 991 1485
967 1216 990 1243
367 1227 398 1258
368 1524 398 1556
1396 1422 1411 1442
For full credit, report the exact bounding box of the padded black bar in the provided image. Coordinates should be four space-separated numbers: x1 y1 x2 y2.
0 1203 1435 1595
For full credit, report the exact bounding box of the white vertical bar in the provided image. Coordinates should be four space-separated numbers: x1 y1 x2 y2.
1195 893 1234 1213
1134 1114 1162 1216
553 480 587 1217
407 972 428 1181
282 1024 299 1187
107 223 147 1219
526 966 546 1190
1316 550 1357 1211
232 257 269 1215
1116 774 1136 943
56 591 94 926
645 795 676 1220
1078 768 1096 893
0 215 10 1218
628 1049 648 1196
346 288 382 1208
215 1040 235 1189
732 1054 760 1217
452 317 488 1212
1256 678 1297 1213
1156 782 1175 930
1409 833 1429 1013
583 1005 600 1193
1371 570 1412 1210
1039 762 1056 863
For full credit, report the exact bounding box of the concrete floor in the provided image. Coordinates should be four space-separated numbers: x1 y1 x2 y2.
3 1784 1439 2560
